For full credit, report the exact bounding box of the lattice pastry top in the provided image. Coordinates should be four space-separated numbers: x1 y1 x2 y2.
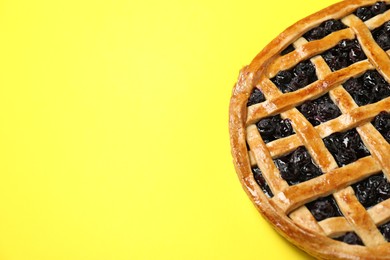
229 0 390 259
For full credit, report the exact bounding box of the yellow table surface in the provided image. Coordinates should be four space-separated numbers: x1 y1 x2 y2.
0 0 341 259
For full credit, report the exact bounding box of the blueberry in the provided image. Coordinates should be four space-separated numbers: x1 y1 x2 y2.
281 44 295 55
271 61 317 93
323 52 337 70
274 71 292 86
294 61 315 78
373 20 390 51
377 33 390 50
373 112 390 132
373 84 390 103
379 222 390 241
355 88 374 106
252 167 273 198
338 39 354 50
336 232 364 245
373 112 390 143
298 94 341 126
309 200 335 221
305 27 327 41
299 101 315 117
289 147 310 166
257 118 276 139
384 21 390 32
275 146 322 185
342 130 360 150
324 19 345 33
307 196 341 221
368 174 383 187
336 149 357 166
371 2 387 15
352 70 390 106
300 163 321 181
247 88 265 106
323 134 339 154
356 7 373 21
349 46 366 63
256 115 294 143
276 158 298 182
317 99 340 122
274 158 289 173
275 119 293 139
344 70 390 106
323 129 370 167
288 76 308 92
363 70 381 88
354 183 377 207
344 77 361 92
304 19 346 41
352 173 390 208
323 39 366 71
378 181 390 200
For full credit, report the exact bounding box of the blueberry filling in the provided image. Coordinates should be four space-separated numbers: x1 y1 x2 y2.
297 94 341 126
373 111 390 143
304 19 346 41
256 115 294 143
274 146 323 185
306 195 342 221
322 39 366 71
355 2 389 21
352 173 390 208
343 70 390 106
252 167 273 198
323 129 370 167
281 44 295 55
379 222 390 241
335 232 364 245
271 60 317 93
372 21 390 51
247 87 266 106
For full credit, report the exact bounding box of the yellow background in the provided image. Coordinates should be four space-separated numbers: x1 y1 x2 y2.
0 0 340 259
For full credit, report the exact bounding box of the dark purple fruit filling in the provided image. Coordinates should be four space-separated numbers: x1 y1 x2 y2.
379 222 390 241
306 195 342 221
271 60 317 93
343 70 390 106
252 167 273 198
256 115 294 143
297 94 341 126
304 19 346 41
281 44 295 55
322 39 366 71
247 87 266 106
355 2 389 21
373 21 390 51
274 146 323 185
335 232 364 245
323 129 370 167
373 111 390 143
352 172 390 208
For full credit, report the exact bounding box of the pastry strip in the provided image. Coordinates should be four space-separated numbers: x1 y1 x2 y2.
320 199 390 237
334 187 386 246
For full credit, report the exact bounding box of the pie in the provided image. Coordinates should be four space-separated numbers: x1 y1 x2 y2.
229 0 390 259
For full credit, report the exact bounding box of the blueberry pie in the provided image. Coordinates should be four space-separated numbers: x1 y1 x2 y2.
229 0 390 259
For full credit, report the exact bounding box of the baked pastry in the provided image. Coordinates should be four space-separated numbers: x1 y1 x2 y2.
229 0 390 259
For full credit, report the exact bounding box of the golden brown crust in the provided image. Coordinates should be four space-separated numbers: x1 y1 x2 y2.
229 0 390 259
